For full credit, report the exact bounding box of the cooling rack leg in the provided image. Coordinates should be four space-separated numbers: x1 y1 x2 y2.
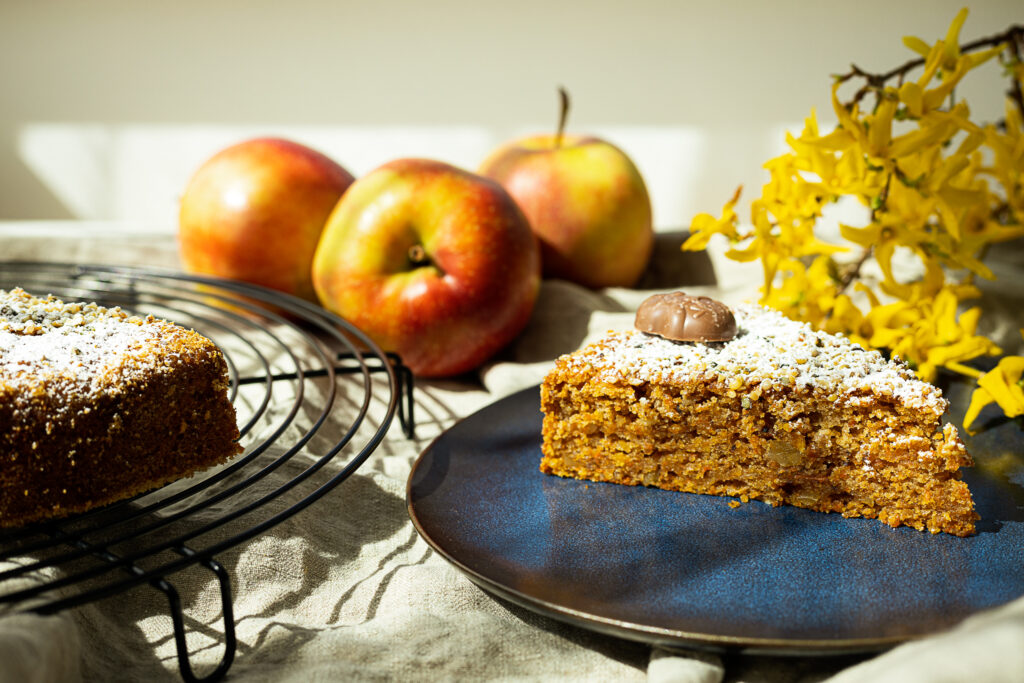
155 556 236 683
369 351 417 439
396 360 416 440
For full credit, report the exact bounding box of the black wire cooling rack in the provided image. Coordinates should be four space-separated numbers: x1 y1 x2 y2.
0 262 414 682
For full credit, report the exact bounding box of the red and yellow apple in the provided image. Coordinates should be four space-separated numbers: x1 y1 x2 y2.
479 93 653 289
179 137 354 301
311 158 541 378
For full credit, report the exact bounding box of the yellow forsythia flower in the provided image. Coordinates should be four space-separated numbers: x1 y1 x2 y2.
964 337 1024 433
864 288 998 383
682 186 742 251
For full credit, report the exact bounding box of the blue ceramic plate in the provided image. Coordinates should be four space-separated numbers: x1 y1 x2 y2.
407 383 1024 655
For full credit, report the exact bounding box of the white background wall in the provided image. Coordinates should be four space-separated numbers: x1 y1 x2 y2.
1 1 1020 231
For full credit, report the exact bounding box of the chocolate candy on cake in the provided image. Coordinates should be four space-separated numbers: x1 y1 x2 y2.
635 291 737 343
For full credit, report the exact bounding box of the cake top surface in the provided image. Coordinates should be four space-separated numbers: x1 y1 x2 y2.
563 303 947 413
1 287 208 400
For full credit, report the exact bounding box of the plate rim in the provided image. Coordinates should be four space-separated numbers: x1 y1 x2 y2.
405 384 982 656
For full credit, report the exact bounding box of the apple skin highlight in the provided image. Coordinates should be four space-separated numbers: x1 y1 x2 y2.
312 158 541 378
179 137 355 302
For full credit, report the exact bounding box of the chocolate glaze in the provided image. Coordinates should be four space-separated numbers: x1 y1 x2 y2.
634 292 737 342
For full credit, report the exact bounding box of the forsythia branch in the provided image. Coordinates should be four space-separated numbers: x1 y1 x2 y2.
839 22 1024 115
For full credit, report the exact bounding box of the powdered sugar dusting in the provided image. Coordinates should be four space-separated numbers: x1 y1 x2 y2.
564 304 946 414
1 288 189 400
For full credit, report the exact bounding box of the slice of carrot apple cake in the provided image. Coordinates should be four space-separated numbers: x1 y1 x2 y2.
540 291 977 536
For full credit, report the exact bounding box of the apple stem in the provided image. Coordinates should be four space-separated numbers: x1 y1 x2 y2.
555 86 570 150
408 244 430 266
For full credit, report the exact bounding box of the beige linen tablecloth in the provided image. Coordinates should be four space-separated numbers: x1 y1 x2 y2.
1 231 1023 683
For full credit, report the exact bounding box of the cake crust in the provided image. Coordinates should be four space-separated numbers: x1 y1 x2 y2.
540 304 978 537
1 288 243 527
